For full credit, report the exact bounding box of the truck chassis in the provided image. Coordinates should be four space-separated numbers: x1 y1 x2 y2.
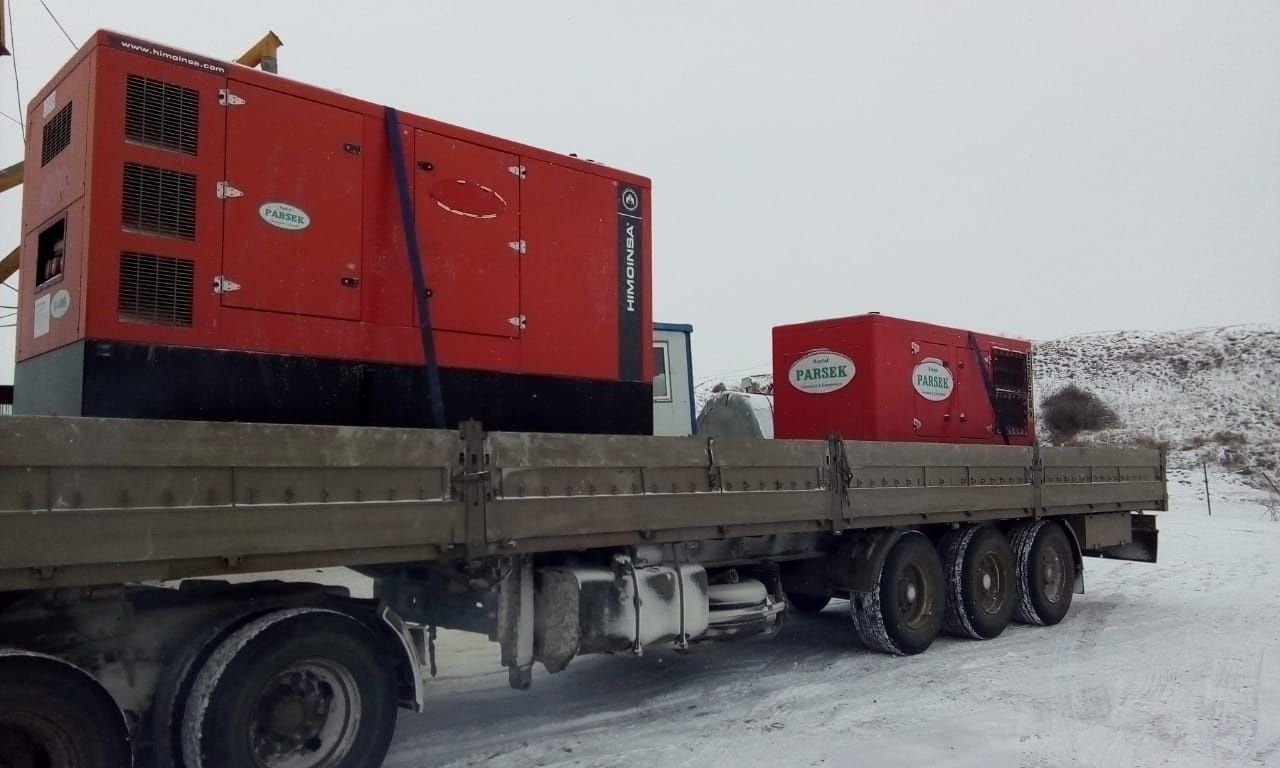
0 416 1164 767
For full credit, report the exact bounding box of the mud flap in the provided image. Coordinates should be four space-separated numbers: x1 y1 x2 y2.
1083 513 1159 563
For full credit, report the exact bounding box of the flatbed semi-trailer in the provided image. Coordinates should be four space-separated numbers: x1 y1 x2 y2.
0 415 1163 768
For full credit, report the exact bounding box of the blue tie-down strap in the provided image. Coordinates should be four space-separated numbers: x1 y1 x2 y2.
968 331 1010 445
384 105 446 430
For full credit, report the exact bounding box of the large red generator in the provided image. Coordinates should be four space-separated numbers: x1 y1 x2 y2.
773 314 1034 445
14 32 653 434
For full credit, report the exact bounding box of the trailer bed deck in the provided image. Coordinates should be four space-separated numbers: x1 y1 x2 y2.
0 416 1166 592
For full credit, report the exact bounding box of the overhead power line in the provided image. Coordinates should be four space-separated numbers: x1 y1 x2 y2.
37 0 75 49
6 0 24 141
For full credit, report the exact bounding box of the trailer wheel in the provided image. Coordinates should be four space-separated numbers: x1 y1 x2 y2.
1010 521 1074 626
151 613 262 768
941 525 1015 639
0 654 130 768
850 531 944 655
181 609 397 768
785 592 831 614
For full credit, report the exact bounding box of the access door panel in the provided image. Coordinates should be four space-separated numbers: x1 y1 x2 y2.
413 131 520 338
912 341 958 440
222 82 363 320
955 345 999 440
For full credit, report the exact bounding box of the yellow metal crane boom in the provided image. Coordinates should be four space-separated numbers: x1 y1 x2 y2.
236 31 283 73
1 162 18 284
1 162 22 284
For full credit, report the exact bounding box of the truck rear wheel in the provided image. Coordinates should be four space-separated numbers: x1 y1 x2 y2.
850 531 944 655
941 525 1015 640
151 612 262 768
180 609 397 768
0 654 130 768
1010 520 1074 626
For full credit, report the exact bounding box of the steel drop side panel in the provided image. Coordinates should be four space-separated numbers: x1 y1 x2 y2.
0 416 1165 593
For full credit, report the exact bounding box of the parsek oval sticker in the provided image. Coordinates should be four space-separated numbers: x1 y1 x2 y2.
259 202 311 231
50 289 71 319
912 358 954 401
789 350 856 394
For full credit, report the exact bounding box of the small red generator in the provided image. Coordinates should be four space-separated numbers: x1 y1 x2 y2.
14 32 653 434
772 314 1034 445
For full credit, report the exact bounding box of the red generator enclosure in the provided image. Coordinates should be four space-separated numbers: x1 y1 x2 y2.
772 314 1035 445
14 31 653 434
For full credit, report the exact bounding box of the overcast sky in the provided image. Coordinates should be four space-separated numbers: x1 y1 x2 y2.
2 1 1278 387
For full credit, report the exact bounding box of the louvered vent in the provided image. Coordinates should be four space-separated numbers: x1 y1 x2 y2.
40 103 73 166
118 252 194 327
122 163 197 240
992 348 1032 435
125 74 199 155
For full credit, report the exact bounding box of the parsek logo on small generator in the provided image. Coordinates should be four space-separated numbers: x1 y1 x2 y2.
912 358 954 401
258 202 311 231
789 351 856 394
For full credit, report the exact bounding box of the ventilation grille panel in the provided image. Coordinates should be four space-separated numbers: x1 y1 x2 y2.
118 252 194 327
40 103 73 166
125 75 199 155
122 163 197 240
992 347 1032 435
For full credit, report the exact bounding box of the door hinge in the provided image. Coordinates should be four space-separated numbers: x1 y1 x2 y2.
218 89 246 107
507 315 527 330
216 181 244 199
213 276 241 294
507 165 526 179
507 240 526 254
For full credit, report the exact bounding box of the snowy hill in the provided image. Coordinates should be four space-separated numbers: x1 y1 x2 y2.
1035 324 1280 475
696 324 1280 479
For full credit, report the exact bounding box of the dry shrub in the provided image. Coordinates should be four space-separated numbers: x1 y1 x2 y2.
1041 384 1120 443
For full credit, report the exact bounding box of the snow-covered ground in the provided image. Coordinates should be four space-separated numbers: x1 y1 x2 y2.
380 472 1280 768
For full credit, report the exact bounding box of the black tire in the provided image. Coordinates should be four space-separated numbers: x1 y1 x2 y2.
0 655 130 768
941 525 1015 640
150 612 263 768
850 531 944 655
1010 520 1075 626
785 592 831 614
181 608 398 768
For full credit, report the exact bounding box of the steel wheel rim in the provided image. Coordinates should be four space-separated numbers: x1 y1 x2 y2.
249 659 361 768
1040 545 1066 605
897 563 931 629
975 551 1007 615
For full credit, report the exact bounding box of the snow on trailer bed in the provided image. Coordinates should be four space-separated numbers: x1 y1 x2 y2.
382 472 1279 768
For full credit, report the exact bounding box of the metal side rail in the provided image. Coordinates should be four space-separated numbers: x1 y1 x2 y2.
0 416 1167 592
